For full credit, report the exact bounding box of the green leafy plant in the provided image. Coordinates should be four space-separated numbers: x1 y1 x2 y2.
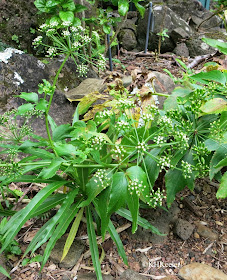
157 28 169 56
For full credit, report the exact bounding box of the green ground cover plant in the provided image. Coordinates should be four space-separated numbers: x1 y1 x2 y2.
0 2 226 279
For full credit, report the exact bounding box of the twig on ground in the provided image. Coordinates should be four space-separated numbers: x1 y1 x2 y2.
203 242 214 254
187 52 216 69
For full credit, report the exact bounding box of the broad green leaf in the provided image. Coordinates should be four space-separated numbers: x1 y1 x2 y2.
59 11 74 23
215 157 227 168
16 92 38 103
200 98 227 114
108 221 128 265
143 148 161 186
46 0 61 8
1 181 67 253
0 265 11 279
52 124 73 141
62 0 75 11
61 207 84 261
48 115 57 131
38 157 65 179
133 1 145 17
164 87 191 111
165 169 186 207
118 0 129 16
86 206 102 280
54 143 77 157
126 190 139 233
205 139 222 151
107 172 128 216
116 208 164 235
41 192 80 270
216 172 227 199
23 147 55 159
16 103 35 115
36 98 48 111
191 70 226 85
50 15 61 25
210 145 227 180
202 38 227 55
34 0 51 12
103 24 111 34
72 17 81 27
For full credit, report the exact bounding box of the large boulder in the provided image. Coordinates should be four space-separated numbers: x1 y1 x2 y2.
0 48 97 137
137 5 192 53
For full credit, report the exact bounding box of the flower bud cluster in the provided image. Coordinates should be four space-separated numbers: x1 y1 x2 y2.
158 156 171 170
136 141 148 155
174 131 189 149
181 160 193 179
141 113 154 123
209 120 223 141
97 55 106 71
153 136 166 146
158 115 173 129
62 30 70 37
77 64 88 77
93 169 111 189
147 104 158 114
112 145 126 161
46 47 57 57
117 98 135 110
146 188 166 208
116 120 130 132
128 178 146 195
91 135 107 150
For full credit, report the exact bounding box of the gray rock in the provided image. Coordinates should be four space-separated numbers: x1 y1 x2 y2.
186 37 216 57
129 201 180 244
118 29 137 51
119 269 147 280
179 262 227 280
121 19 137 33
140 254 149 269
49 235 85 268
137 5 192 53
0 49 97 137
194 221 219 241
77 273 114 280
65 78 106 101
174 219 195 240
173 43 190 57
171 27 190 42
122 75 133 87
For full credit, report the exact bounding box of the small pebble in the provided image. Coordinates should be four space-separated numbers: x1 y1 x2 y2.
194 232 200 239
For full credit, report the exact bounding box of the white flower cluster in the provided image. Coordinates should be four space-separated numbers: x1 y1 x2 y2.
62 21 72 27
141 113 154 123
82 35 91 44
181 160 193 179
148 104 158 113
98 110 113 119
146 188 166 208
93 169 111 189
77 64 88 77
71 26 84 33
112 145 126 160
153 135 165 145
128 178 146 195
116 120 130 131
158 115 173 128
117 98 135 110
72 41 81 49
91 135 106 150
174 131 189 149
33 36 43 46
62 30 70 37
46 47 57 57
97 55 106 71
158 156 171 170
46 28 55 37
136 141 148 155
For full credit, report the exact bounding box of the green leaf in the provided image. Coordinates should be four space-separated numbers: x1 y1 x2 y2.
116 208 164 235
50 15 61 25
39 157 65 179
86 206 102 280
143 148 161 186
74 4 87 12
23 147 55 159
48 115 57 131
1 181 68 253
210 145 227 180
46 0 61 8
52 124 73 141
36 98 48 111
216 172 227 199
16 103 35 115
108 221 128 265
191 70 226 85
61 207 84 261
118 0 129 16
16 92 38 103
103 24 111 34
165 169 186 207
126 190 139 233
202 38 227 55
200 98 227 114
41 192 80 270
215 157 227 169
59 11 74 23
133 1 145 17
62 0 75 11
107 172 128 216
34 0 52 12
0 265 11 279
205 139 222 151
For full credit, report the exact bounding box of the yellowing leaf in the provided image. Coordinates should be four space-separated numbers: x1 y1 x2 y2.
200 98 227 114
